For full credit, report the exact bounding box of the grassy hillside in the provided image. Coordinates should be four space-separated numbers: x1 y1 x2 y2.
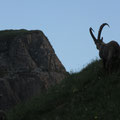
0 29 44 41
7 60 120 120
0 29 28 40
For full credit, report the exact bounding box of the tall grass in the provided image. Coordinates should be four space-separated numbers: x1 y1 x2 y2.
7 60 120 120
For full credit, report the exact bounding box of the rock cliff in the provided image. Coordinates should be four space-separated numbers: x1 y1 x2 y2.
0 30 66 110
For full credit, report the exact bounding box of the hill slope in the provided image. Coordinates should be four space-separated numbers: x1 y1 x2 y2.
7 60 120 120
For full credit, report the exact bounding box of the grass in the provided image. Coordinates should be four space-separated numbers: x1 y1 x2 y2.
0 29 44 41
0 29 29 40
7 60 120 120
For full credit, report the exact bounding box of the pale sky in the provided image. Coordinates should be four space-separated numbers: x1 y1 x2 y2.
0 0 120 72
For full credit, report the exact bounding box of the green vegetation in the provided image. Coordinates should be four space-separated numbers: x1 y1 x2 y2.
0 29 29 40
7 60 120 120
0 29 44 41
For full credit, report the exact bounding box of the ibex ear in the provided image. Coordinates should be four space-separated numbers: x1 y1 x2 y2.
101 37 103 42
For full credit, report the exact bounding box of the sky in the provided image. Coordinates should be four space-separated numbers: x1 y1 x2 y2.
0 0 120 72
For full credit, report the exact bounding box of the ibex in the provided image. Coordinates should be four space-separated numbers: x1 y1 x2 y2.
89 23 120 72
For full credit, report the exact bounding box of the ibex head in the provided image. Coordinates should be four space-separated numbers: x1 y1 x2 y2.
89 23 110 50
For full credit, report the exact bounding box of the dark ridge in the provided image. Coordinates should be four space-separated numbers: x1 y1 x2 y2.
0 29 44 41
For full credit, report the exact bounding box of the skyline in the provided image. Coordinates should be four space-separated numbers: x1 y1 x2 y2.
0 0 120 72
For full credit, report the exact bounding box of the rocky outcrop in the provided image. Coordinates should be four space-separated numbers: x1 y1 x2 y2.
0 30 66 110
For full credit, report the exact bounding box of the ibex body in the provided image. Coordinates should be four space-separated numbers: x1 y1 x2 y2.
89 23 120 72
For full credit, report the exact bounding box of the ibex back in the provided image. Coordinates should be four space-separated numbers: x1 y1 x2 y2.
89 23 120 72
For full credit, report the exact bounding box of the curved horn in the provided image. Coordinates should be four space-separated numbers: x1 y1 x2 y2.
97 23 110 40
89 27 96 42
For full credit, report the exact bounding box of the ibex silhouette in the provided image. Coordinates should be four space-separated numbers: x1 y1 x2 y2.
89 23 120 72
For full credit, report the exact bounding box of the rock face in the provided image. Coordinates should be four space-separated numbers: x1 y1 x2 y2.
0 30 66 110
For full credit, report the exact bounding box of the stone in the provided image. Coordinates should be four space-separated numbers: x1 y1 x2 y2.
0 30 66 110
